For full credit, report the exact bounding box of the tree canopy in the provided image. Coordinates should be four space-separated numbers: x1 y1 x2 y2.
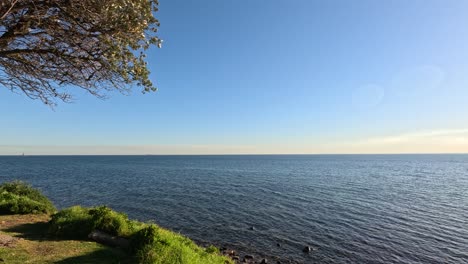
0 0 162 105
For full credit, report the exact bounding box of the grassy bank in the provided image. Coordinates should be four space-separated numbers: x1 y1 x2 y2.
0 181 232 264
0 214 132 264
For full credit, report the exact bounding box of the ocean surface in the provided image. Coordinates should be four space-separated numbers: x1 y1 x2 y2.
0 155 467 263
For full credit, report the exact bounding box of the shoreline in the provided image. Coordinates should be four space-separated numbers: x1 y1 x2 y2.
195 239 303 264
0 213 303 264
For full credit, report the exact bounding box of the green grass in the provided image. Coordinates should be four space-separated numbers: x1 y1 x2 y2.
132 225 231 264
0 181 232 264
48 205 145 239
49 206 233 264
0 214 133 264
48 206 94 239
0 181 56 215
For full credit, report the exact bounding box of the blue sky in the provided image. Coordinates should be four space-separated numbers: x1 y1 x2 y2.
2 0 468 154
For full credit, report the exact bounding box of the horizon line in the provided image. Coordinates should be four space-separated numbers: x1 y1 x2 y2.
1 153 467 156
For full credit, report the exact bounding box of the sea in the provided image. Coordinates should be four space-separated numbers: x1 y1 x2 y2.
0 154 467 263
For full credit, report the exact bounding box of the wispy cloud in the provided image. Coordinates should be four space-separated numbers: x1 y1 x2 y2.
362 128 468 145
2 128 468 155
331 128 468 153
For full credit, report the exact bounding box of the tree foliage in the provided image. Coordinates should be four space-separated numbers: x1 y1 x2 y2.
0 0 162 105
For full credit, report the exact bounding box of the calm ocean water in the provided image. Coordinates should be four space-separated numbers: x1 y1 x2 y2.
0 155 467 263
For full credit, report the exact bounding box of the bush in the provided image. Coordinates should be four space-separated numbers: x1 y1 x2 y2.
90 206 144 237
0 181 56 214
130 224 160 253
49 205 143 240
132 225 232 264
48 206 94 239
48 205 232 264
205 245 219 254
0 181 231 263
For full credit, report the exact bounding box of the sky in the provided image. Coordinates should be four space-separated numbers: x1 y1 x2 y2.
2 0 468 155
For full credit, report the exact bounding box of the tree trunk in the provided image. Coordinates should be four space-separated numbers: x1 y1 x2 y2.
88 230 130 249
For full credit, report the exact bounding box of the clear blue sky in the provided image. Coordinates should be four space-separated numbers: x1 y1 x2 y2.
2 0 468 154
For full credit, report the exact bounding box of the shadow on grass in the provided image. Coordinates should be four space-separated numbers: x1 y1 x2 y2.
3 221 51 240
3 222 133 263
53 247 135 264
5 221 85 242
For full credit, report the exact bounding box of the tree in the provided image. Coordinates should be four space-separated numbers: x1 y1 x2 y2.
0 0 162 106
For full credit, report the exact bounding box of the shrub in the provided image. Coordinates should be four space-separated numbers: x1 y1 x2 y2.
48 206 94 239
132 225 232 264
49 205 233 264
205 245 219 254
89 206 141 237
90 206 128 236
0 181 56 214
130 224 160 253
49 205 143 240
0 181 232 263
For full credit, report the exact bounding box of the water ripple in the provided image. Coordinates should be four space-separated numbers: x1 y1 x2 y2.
1 154 468 263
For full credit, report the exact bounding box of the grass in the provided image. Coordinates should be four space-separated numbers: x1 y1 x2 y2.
0 181 233 264
131 224 229 264
48 205 145 239
0 181 56 215
0 214 133 264
49 205 233 264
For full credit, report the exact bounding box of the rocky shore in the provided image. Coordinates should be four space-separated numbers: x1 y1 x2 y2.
194 239 309 264
219 246 303 264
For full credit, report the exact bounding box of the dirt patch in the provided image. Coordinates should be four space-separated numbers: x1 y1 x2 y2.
0 233 19 248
